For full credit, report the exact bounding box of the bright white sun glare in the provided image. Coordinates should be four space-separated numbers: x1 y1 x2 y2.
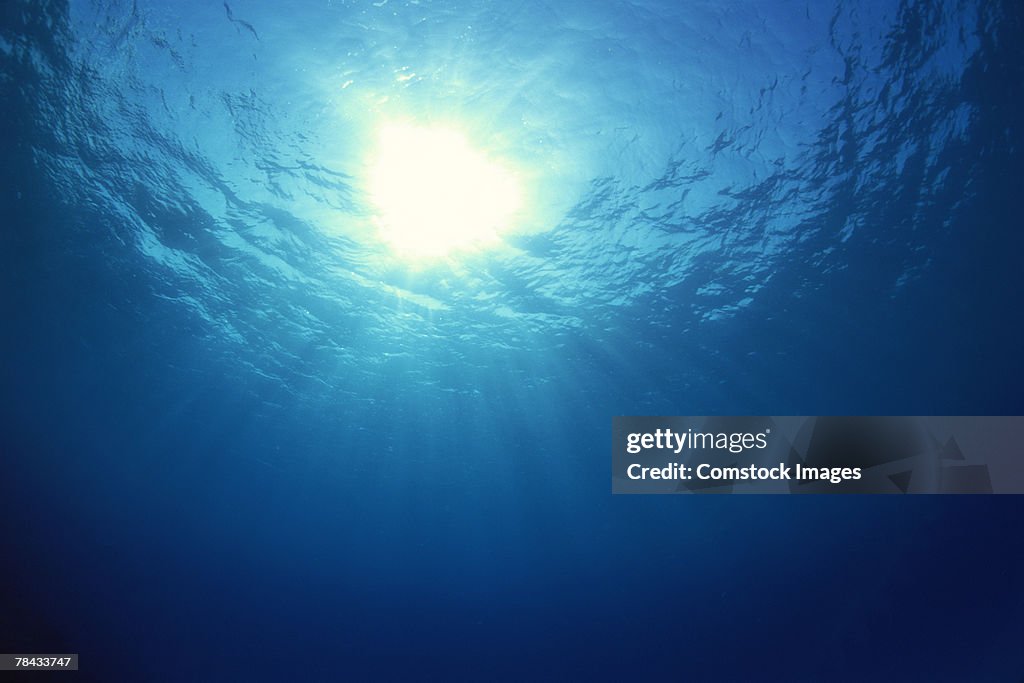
368 123 522 260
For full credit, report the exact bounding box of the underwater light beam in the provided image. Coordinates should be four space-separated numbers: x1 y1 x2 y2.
368 123 523 260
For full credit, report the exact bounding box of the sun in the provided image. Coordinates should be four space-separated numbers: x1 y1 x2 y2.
368 123 523 260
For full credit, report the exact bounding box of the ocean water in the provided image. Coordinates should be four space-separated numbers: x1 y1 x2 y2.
1 0 1023 680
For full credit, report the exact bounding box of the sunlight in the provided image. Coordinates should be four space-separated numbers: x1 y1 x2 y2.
368 123 523 260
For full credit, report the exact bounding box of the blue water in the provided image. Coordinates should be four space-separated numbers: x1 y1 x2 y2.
2 0 1023 680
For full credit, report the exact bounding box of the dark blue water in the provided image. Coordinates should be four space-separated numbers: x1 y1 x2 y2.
2 1 1023 680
